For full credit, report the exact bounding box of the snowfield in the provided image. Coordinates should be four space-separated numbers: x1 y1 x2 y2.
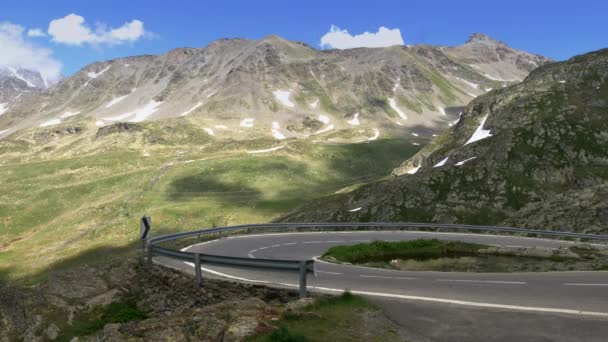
273 90 295 108
240 118 255 128
388 98 408 120
464 115 493 145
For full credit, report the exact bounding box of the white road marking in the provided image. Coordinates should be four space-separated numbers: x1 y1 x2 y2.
258 247 268 250
303 241 324 244
283 242 297 246
326 240 345 243
360 275 417 280
271 244 281 248
436 279 526 285
361 275 397 279
248 253 255 258
563 283 608 287
317 271 343 275
174 260 608 318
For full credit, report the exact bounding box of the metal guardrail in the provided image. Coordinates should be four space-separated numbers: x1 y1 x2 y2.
143 219 608 298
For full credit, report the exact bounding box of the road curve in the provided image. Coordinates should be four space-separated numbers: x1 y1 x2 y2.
174 230 608 317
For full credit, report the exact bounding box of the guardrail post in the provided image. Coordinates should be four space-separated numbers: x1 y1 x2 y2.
146 241 153 265
299 261 307 298
194 253 202 287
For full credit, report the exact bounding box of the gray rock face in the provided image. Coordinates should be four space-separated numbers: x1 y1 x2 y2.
282 48 608 233
0 33 550 141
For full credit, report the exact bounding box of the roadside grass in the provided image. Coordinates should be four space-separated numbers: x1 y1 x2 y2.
322 239 608 272
248 292 402 342
323 239 485 264
0 137 417 281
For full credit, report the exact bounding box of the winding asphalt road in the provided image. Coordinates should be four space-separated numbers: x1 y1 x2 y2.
159 230 608 341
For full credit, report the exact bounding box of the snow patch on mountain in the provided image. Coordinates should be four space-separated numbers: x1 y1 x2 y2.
203 128 214 136
433 157 449 168
455 157 477 166
456 77 479 89
388 98 407 120
8 67 36 88
464 115 493 145
106 100 162 123
318 114 330 124
40 118 61 127
309 99 319 109
347 113 360 126
0 103 8 116
406 165 420 174
180 102 203 116
273 90 295 108
60 111 81 118
84 66 111 87
271 121 286 140
105 94 130 108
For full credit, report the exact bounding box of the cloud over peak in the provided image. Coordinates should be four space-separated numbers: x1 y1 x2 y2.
48 13 148 46
320 25 404 50
0 22 62 81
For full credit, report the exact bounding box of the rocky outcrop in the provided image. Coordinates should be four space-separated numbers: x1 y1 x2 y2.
0 260 300 341
282 48 608 233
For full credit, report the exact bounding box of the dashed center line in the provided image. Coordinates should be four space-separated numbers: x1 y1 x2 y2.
564 283 608 287
303 241 324 244
436 279 526 285
360 275 417 280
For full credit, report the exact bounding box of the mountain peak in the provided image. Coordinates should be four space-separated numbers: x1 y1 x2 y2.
466 32 500 44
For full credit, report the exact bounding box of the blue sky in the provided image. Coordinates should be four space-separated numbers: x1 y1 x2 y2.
1 0 606 77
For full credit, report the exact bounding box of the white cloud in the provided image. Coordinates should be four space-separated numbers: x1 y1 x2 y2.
27 28 46 37
48 13 147 46
0 22 62 82
320 25 405 49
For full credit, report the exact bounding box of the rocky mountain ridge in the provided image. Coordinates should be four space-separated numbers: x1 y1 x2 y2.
0 33 550 142
282 48 608 233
